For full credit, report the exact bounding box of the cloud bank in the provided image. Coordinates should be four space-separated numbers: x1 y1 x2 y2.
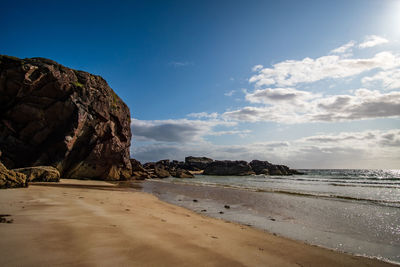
131 118 237 143
224 89 400 123
249 51 399 88
359 35 389 49
132 128 400 169
131 35 400 168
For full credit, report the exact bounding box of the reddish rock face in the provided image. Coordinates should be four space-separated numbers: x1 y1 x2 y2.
0 55 132 180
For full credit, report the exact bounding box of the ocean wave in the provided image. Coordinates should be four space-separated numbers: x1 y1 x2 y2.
161 179 400 208
237 177 400 188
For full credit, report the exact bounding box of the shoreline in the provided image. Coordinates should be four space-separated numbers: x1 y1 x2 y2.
0 179 396 266
142 178 400 264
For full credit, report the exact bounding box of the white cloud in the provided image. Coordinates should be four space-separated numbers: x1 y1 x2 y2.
249 51 400 87
169 61 192 67
362 69 400 90
330 40 355 54
223 106 305 123
224 90 236 97
131 118 236 143
236 36 400 123
187 112 219 119
245 87 319 105
252 64 263 72
223 89 400 123
208 129 251 137
302 130 400 147
359 35 389 49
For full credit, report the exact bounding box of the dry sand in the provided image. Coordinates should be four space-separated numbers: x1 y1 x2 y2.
0 179 395 267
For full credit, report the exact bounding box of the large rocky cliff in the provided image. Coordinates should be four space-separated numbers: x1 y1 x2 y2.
0 55 132 180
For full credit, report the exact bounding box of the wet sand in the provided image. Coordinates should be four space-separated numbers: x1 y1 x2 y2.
142 179 400 264
0 179 396 266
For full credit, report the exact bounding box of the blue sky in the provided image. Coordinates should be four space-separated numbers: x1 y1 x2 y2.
2 0 400 168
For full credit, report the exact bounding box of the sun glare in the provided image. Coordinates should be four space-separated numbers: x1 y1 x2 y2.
388 1 400 35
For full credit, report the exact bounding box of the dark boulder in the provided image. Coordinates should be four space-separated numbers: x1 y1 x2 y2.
130 159 146 172
153 160 171 178
203 160 255 176
267 165 290 175
172 169 194 178
170 160 185 169
184 156 213 170
143 162 155 170
130 158 153 180
142 159 196 179
249 160 301 176
13 166 60 182
249 160 274 175
0 55 132 180
154 167 170 178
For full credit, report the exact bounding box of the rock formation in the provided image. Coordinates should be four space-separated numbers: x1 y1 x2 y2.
13 166 60 182
184 156 213 170
201 159 302 176
249 160 274 175
0 55 132 180
130 159 151 180
172 169 195 178
0 161 28 189
249 160 304 175
203 160 255 176
137 157 302 178
142 159 194 179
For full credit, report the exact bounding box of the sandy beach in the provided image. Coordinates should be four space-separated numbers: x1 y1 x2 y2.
142 178 400 263
0 179 395 267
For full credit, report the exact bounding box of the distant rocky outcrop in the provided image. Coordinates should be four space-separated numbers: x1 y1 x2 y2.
136 156 302 178
249 160 273 175
203 160 255 176
0 161 28 189
0 55 132 180
249 160 304 175
171 169 194 178
184 156 213 170
13 166 60 182
142 159 194 179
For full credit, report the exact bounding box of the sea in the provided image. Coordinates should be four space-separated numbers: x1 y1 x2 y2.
142 169 400 264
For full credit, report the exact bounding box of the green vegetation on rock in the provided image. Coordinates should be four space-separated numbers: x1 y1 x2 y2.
73 81 84 88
